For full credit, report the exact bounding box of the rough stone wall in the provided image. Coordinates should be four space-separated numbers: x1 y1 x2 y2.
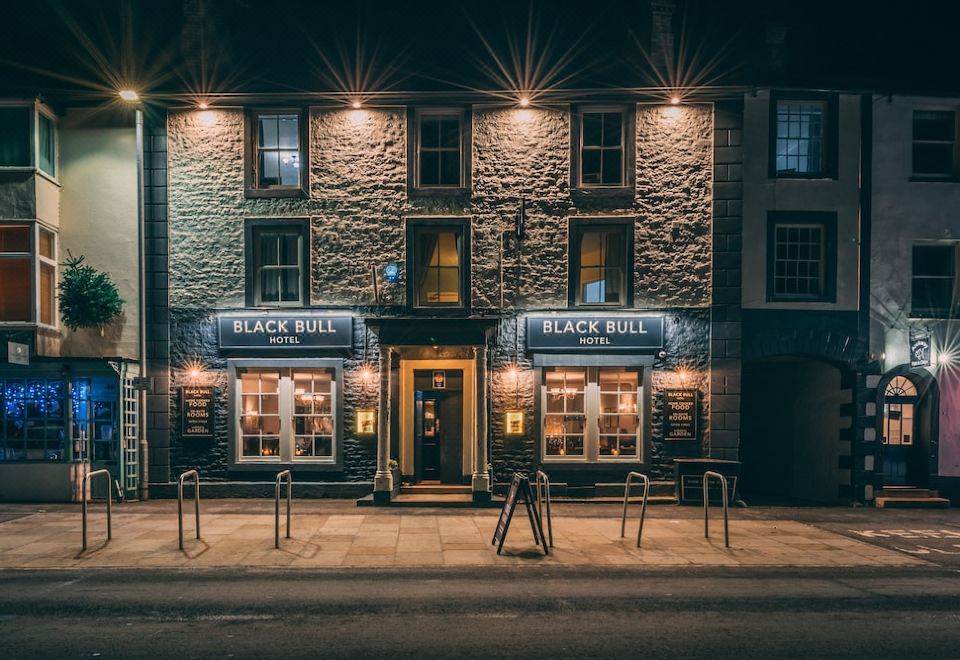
166 102 714 485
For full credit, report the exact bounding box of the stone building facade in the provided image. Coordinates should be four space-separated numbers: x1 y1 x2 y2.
156 99 726 501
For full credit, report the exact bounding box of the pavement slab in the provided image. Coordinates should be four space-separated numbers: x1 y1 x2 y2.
0 500 933 570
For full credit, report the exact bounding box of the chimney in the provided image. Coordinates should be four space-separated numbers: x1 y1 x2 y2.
766 21 788 78
650 0 676 73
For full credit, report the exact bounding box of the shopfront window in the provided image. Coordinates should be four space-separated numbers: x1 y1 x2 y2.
0 376 117 462
542 366 642 461
237 367 336 463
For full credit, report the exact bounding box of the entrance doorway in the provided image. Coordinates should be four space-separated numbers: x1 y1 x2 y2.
740 356 853 504
413 369 464 484
880 374 933 488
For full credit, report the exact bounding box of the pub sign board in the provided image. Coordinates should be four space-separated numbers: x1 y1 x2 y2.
910 331 931 368
218 313 353 349
525 314 664 350
664 389 698 441
181 386 215 437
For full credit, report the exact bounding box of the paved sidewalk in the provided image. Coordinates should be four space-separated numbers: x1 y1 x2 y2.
0 500 926 569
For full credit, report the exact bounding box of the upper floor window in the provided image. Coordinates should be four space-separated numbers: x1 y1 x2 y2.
407 220 470 311
570 106 635 194
912 110 957 179
766 212 836 303
569 220 632 307
244 220 309 307
245 109 308 198
408 108 471 194
0 104 58 178
0 223 57 326
911 243 957 318
775 100 825 176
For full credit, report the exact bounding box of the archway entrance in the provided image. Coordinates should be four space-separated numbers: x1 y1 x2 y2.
879 371 937 488
741 356 854 504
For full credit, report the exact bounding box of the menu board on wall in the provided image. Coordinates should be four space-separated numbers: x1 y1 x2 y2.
181 386 215 437
664 389 698 441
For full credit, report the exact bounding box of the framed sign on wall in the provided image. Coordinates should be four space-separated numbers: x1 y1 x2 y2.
663 389 698 441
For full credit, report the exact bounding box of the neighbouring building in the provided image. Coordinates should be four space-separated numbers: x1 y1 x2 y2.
739 89 872 505
870 94 960 504
0 100 143 502
148 96 732 502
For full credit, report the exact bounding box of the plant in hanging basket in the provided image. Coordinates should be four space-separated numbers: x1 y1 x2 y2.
57 252 125 332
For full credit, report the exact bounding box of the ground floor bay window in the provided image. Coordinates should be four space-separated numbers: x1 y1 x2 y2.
541 366 646 462
229 360 343 467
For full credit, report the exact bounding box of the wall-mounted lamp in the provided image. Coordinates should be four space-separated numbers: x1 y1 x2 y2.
505 410 525 436
518 96 530 108
384 262 400 284
356 409 377 437
351 100 362 109
670 96 680 105
197 101 209 110
119 89 140 103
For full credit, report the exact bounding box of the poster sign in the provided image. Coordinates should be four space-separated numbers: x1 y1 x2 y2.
432 370 446 389
181 386 215 437
218 313 352 349
526 315 664 350
909 331 931 368
491 473 548 556
664 389 698 441
6 341 29 366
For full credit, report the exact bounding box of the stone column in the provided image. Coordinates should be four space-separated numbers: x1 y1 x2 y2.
373 346 393 504
472 345 491 503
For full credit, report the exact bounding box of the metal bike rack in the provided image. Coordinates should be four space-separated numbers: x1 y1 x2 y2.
177 469 201 551
534 470 553 547
703 470 730 548
275 469 292 549
81 468 113 552
620 471 650 547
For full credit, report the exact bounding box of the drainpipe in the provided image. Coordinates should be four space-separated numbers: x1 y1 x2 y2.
136 107 149 501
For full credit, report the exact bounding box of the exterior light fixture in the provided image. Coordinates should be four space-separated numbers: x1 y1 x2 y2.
197 101 209 110
670 96 680 105
356 409 377 437
384 262 400 283
351 100 362 109
938 352 952 365
119 90 140 102
505 410 525 436
358 363 376 384
519 96 530 108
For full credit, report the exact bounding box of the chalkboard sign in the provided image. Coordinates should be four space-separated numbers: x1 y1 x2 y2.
491 473 548 555
664 389 698 441
181 386 215 437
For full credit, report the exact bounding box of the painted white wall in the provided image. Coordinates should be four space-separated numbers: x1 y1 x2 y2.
742 90 862 310
58 108 140 360
871 94 960 477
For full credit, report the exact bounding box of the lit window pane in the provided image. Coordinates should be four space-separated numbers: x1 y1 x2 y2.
259 115 279 149
276 115 299 149
0 259 31 321
775 101 825 175
40 263 55 325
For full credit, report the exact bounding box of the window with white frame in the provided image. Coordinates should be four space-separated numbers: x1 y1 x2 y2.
770 223 826 299
912 110 956 178
0 104 57 177
542 366 642 461
0 223 57 326
775 100 825 176
237 367 336 463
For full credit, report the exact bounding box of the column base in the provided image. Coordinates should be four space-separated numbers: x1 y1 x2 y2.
471 472 491 497
374 471 394 503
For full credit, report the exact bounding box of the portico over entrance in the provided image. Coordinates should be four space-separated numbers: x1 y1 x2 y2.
367 318 496 505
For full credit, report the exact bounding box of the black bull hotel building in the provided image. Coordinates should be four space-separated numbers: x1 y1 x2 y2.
143 96 785 505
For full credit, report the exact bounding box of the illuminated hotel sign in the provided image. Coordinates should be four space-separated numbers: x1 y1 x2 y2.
218 313 353 349
525 314 664 350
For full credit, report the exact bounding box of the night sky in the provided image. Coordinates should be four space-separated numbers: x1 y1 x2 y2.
1 0 958 101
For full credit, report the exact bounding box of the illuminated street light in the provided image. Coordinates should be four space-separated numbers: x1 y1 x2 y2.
119 89 140 102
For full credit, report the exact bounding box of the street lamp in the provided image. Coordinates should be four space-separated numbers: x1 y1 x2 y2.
119 88 148 501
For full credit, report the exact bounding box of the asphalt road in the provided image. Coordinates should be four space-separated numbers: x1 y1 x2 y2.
3 566 960 659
